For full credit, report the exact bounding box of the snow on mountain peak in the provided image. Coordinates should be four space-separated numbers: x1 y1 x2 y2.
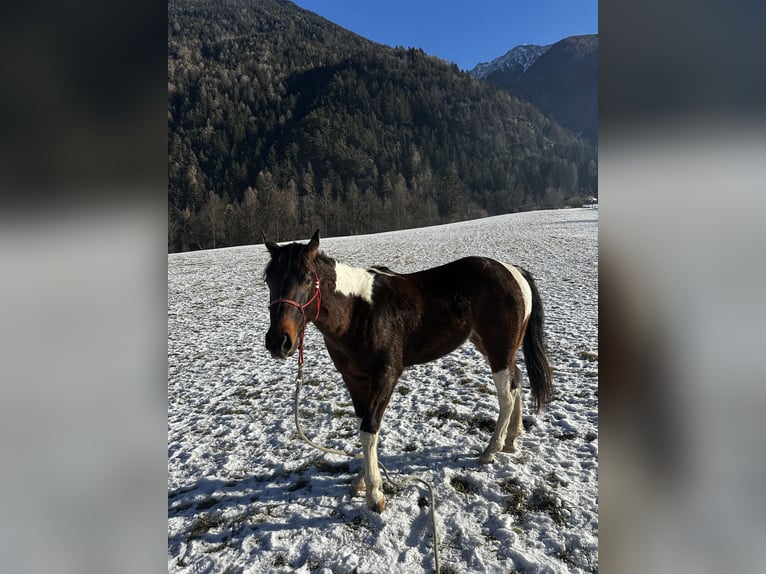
470 43 552 79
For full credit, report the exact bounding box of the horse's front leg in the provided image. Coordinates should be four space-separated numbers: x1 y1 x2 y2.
358 368 400 513
350 417 366 496
344 416 385 508
339 360 400 512
360 429 385 512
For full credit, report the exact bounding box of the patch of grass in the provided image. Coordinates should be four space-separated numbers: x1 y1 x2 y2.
346 514 369 532
501 480 569 525
578 350 598 362
558 543 579 569
475 417 495 434
187 513 221 540
585 430 598 442
449 475 475 495
439 565 460 574
500 478 529 521
306 378 321 387
453 366 469 377
483 531 499 543
528 485 566 525
403 443 418 452
273 554 288 567
203 542 228 554
584 370 599 378
397 385 411 395
522 417 535 430
555 431 578 441
227 508 262 532
429 408 462 421
512 452 530 464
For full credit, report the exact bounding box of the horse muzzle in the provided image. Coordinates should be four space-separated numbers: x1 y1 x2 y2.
265 328 296 359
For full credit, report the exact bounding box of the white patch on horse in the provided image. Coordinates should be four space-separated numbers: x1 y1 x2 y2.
360 431 384 509
502 263 532 321
480 368 514 464
334 261 374 303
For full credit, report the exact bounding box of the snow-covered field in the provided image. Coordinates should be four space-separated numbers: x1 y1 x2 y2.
168 208 598 573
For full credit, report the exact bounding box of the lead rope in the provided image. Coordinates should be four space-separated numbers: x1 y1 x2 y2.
293 360 442 574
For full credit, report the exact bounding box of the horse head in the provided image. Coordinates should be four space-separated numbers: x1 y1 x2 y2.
263 230 321 359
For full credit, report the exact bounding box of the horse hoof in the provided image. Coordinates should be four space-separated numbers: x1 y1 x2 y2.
367 497 386 513
478 451 495 464
502 443 517 453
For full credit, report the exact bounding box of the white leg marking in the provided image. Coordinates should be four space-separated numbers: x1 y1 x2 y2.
479 369 513 464
334 262 374 303
503 366 524 452
501 263 532 321
360 431 385 511
349 417 366 495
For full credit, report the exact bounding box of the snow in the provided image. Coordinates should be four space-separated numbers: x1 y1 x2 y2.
470 44 552 79
168 208 598 573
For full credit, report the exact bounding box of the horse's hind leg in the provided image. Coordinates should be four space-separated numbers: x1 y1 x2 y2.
350 417 366 496
502 365 524 453
479 367 515 464
472 332 517 464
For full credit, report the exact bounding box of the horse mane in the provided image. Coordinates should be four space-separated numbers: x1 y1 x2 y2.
367 265 401 277
263 242 337 281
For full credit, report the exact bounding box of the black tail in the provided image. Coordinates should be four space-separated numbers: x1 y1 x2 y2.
520 269 554 411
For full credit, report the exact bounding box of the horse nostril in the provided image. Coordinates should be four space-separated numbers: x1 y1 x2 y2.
281 333 292 353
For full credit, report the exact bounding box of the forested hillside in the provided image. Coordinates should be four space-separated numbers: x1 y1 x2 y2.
476 35 598 143
168 0 597 252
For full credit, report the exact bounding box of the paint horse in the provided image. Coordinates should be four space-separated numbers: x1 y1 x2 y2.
263 231 553 513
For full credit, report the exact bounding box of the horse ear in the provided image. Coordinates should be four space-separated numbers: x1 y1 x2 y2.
261 230 279 255
304 230 320 259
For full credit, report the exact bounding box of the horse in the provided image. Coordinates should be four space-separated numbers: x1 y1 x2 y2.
263 230 553 513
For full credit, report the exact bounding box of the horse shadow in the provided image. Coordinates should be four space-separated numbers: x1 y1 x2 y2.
168 463 350 556
168 444 504 564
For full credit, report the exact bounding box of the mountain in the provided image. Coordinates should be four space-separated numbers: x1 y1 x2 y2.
471 35 598 143
470 44 552 79
168 0 597 252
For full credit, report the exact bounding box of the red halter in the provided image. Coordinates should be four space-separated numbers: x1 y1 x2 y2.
268 273 322 366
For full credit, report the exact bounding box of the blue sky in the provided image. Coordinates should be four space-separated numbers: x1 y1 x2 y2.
292 0 598 70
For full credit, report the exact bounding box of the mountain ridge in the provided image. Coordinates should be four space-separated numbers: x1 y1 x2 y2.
471 35 598 142
471 43 552 79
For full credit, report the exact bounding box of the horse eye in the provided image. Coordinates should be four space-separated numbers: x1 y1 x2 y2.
304 275 312 286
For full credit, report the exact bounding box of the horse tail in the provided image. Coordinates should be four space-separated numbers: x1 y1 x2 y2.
520 268 554 411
